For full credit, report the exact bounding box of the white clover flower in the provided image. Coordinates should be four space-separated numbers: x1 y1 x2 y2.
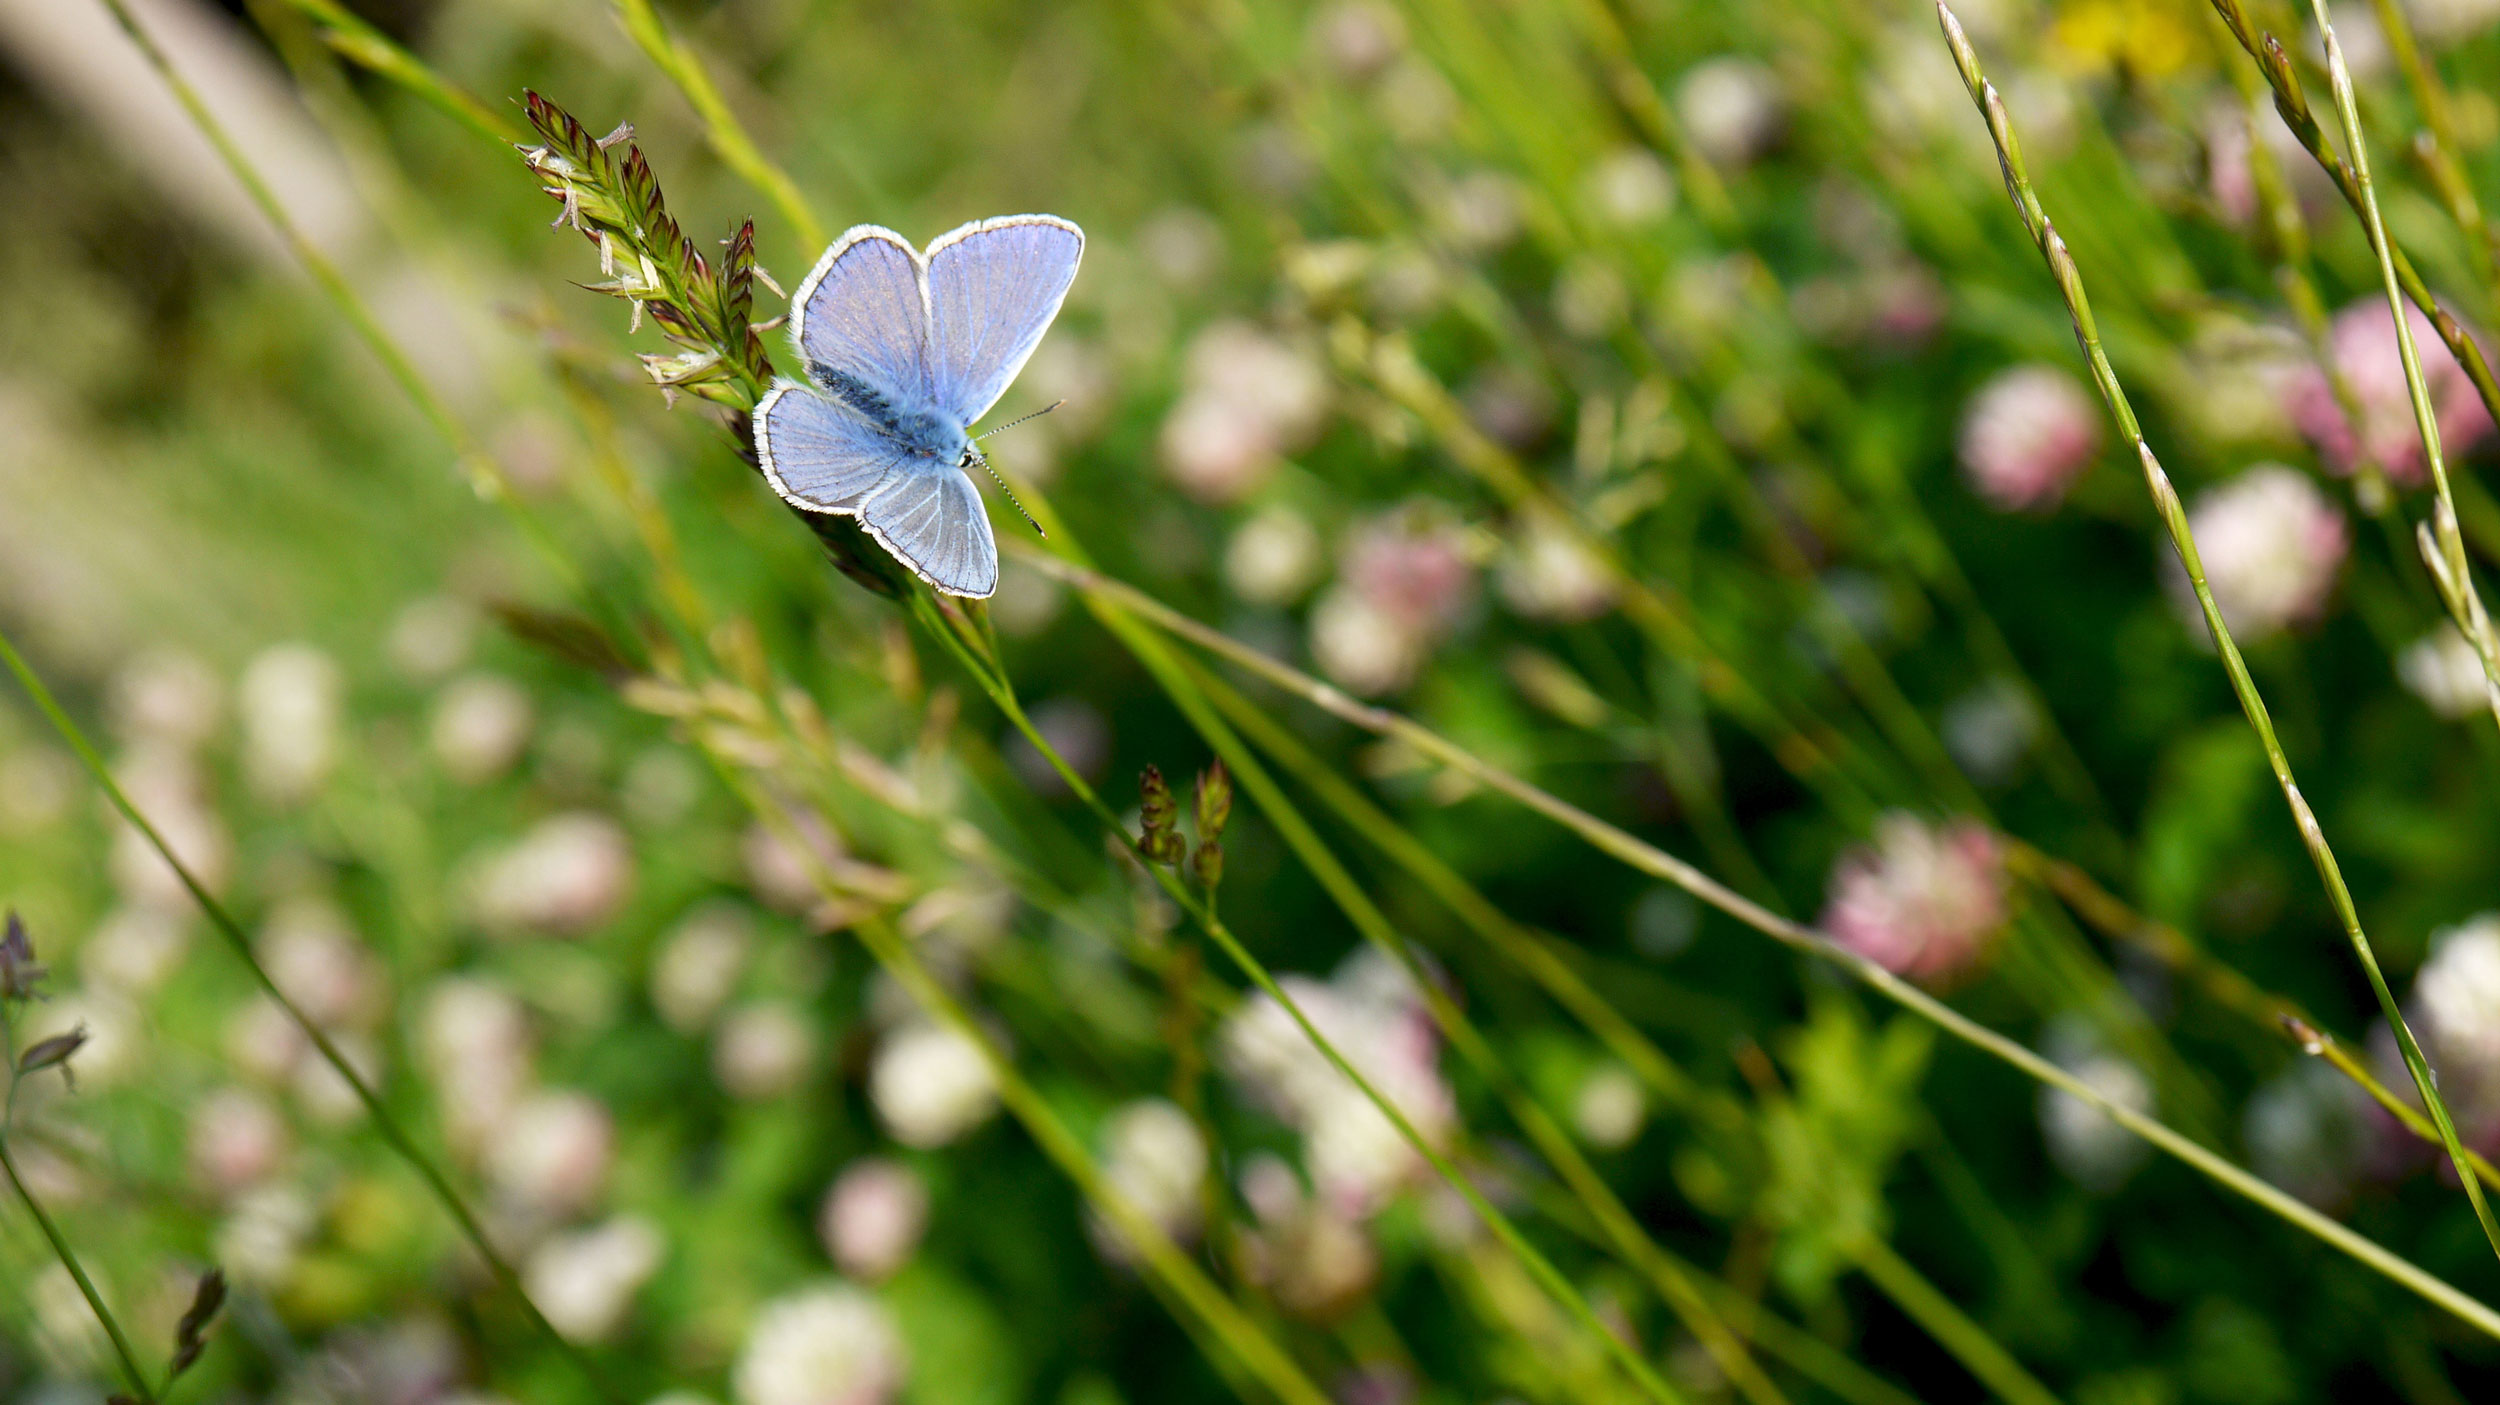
1676 58 1785 168
1497 515 1614 622
109 742 229 910
1572 1067 1646 1151
651 902 755 1034
291 1029 385 1126
1309 589 1429 697
1157 322 1330 503
107 647 221 748
2410 913 2500 1140
238 643 343 804
2400 625 2491 720
1958 364 2102 511
714 1001 818 1101
525 1215 665 1343
80 905 191 995
2037 1020 2154 1192
2171 465 2348 641
870 1021 999 1149
389 595 477 681
189 1086 290 1197
486 1090 614 1215
1434 170 1524 253
218 1184 318 1290
1581 147 1675 228
820 1158 930 1282
1219 951 1454 1216
1227 506 1325 606
259 894 383 1031
1309 0 1406 80
2284 298 2494 484
474 812 634 936
1822 813 2007 984
421 976 534 1152
1090 1098 1208 1261
432 673 536 784
2245 1059 2375 1207
734 1284 907 1405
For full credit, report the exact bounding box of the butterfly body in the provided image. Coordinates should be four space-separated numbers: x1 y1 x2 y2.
756 215 1085 599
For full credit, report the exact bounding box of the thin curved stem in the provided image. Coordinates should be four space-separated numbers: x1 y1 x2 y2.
1938 0 2500 1266
0 628 620 1400
1008 543 2500 1338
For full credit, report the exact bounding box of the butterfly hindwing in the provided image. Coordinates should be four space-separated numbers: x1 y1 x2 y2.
922 215 1085 427
755 381 911 512
859 461 1000 599
793 226 932 412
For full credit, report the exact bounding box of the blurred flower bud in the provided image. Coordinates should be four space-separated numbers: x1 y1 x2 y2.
1090 1098 1208 1262
734 1284 907 1405
475 812 634 936
17 1024 88 1085
2407 913 2500 1143
291 1030 384 1126
1138 765 1185 865
486 1089 614 1216
819 1158 930 1282
0 909 43 1000
1226 506 1324 605
110 744 229 911
1822 813 2008 984
2401 625 2491 719
422 977 534 1154
1581 147 1675 229
1958 364 2102 511
260 895 383 1031
189 1086 290 1197
2168 465 2348 641
80 905 190 995
1496 515 1614 622
651 902 755 1034
1310 0 1405 81
525 1215 664 1344
389 596 477 682
714 1001 818 1101
216 1185 316 1290
238 643 343 805
1434 170 1523 254
1221 951 1454 1217
2246 1058 2377 1206
1242 1195 1380 1324
431 673 536 784
1158 322 1330 503
2285 298 2495 486
2037 1018 2153 1192
108 648 221 749
870 1021 999 1149
1376 58 1459 144
1140 206 1225 290
1572 1066 1646 1150
1676 58 1786 168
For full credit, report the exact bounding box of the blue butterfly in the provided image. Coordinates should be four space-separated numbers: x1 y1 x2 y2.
756 215 1085 598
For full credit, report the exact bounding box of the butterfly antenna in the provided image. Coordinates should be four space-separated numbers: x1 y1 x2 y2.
965 445 1046 538
974 399 1067 440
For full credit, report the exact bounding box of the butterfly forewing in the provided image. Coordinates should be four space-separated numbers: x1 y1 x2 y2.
922 216 1085 427
755 383 912 512
794 227 932 413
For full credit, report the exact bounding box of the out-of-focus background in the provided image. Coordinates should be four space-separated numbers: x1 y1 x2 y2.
7 0 2500 1400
